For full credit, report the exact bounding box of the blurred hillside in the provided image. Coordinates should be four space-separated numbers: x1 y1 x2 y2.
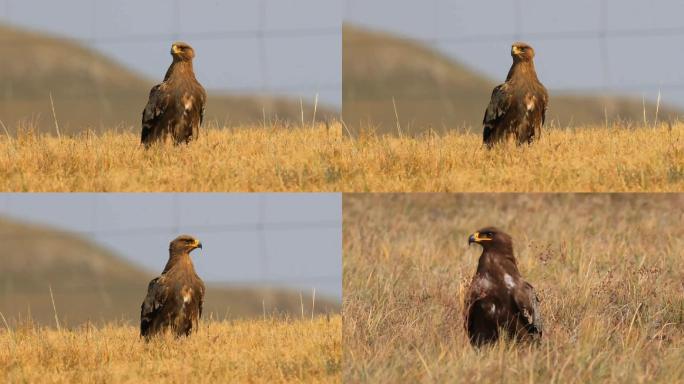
0 24 336 135
0 216 339 328
343 25 682 135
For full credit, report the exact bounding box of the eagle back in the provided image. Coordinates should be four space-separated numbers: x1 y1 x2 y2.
141 60 207 146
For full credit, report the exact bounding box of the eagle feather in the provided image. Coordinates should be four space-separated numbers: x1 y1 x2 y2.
140 235 205 340
141 42 207 147
464 227 543 346
482 42 548 147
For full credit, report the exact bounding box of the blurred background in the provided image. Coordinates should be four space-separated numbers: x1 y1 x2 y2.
344 0 684 134
0 193 341 327
0 0 341 134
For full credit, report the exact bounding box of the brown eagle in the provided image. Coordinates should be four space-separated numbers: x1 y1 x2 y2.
141 42 207 147
482 42 548 147
464 227 542 346
140 235 205 340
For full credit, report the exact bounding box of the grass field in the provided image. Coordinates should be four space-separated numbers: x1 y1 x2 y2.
0 122 681 192
0 123 343 192
343 194 684 383
0 315 341 383
339 123 683 192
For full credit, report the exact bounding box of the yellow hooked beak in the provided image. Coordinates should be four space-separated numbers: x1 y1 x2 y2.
512 46 522 55
468 231 493 245
172 44 182 55
191 239 202 249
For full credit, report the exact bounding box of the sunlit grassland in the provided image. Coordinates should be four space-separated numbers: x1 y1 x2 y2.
343 194 684 383
0 316 341 383
0 122 681 191
338 123 683 192
0 123 343 192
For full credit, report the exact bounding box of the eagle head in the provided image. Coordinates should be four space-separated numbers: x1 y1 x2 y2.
511 42 535 62
171 41 196 61
170 234 202 254
468 227 512 250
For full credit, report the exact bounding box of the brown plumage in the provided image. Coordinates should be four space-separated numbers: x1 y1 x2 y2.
140 235 205 340
482 42 548 147
141 42 207 147
464 227 542 346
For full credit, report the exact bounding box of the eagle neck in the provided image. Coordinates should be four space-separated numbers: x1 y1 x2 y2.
164 60 195 82
506 60 538 83
477 247 517 274
162 251 195 274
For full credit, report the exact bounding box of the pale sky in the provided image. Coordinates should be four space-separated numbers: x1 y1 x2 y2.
0 193 342 301
1 0 342 107
346 0 684 108
5 1 684 109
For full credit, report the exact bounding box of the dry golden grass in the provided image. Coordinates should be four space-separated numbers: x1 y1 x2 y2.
0 123 343 192
0 316 341 383
0 122 681 192
343 194 684 383
339 123 684 192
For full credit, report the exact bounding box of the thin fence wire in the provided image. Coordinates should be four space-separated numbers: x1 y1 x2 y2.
344 0 684 101
0 0 341 101
0 195 341 287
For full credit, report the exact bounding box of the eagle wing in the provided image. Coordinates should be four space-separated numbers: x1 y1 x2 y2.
140 275 170 338
199 88 207 126
198 279 205 319
463 275 491 333
175 84 206 143
482 83 513 144
181 277 205 335
141 83 172 145
511 281 543 337
540 87 548 127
